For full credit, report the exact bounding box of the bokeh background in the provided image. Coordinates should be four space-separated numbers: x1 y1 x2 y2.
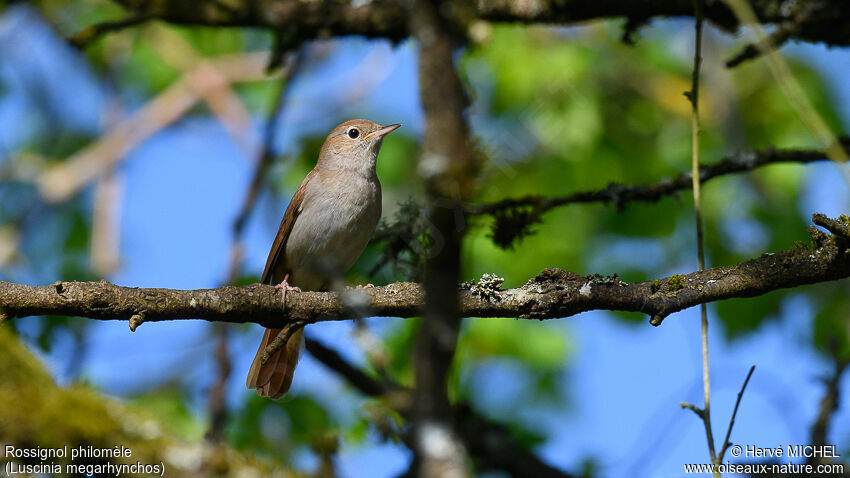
0 1 848 477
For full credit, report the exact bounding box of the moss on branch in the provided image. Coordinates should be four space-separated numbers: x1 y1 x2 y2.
0 215 847 328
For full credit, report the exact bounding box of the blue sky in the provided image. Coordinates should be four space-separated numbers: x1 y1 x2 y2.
1 5 849 478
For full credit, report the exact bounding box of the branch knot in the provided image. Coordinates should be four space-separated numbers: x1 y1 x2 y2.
129 311 146 332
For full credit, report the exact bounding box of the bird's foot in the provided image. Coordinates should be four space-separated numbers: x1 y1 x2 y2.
274 274 302 307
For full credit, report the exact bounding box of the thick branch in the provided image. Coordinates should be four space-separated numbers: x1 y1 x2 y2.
408 0 478 473
1 216 847 327
105 0 850 48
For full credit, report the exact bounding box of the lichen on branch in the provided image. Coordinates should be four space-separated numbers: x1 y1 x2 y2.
0 214 847 328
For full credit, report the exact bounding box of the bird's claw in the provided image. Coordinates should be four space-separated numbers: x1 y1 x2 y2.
275 274 301 307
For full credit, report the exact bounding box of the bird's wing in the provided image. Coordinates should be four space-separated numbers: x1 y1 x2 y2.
260 168 317 284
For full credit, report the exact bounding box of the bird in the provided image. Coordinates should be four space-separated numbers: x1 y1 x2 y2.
246 119 400 399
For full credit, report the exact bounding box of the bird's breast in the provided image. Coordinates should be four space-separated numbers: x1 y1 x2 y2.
283 173 381 289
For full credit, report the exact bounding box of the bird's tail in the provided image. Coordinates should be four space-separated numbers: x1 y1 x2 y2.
246 327 303 399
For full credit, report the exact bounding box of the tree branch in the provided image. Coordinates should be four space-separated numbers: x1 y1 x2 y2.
685 3 720 472
471 140 845 248
470 139 846 216
304 338 576 478
0 214 847 327
407 0 478 472
103 0 850 49
717 365 756 462
232 51 303 237
725 26 791 68
808 348 849 466
724 0 831 68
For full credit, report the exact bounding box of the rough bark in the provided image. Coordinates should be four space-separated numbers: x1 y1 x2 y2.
407 0 479 473
105 0 850 49
1 216 846 328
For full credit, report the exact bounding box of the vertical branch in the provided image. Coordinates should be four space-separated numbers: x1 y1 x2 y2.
205 322 231 442
808 349 849 466
687 0 719 471
233 51 302 237
90 168 123 276
407 0 478 475
206 52 301 441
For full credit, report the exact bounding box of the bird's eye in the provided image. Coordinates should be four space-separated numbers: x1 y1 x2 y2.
348 128 360 139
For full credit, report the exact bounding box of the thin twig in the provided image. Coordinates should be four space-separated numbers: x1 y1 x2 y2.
208 53 300 440
260 320 306 364
813 213 850 239
469 140 845 216
718 365 756 461
37 52 281 203
90 168 123 276
725 27 791 67
722 0 850 181
305 338 576 478
305 337 400 397
233 51 302 236
149 25 259 160
206 322 231 442
687 0 718 471
680 401 705 418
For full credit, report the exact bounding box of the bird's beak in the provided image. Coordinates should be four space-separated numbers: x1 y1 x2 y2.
363 123 401 140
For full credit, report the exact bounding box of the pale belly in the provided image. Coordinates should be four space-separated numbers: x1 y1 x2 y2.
282 177 381 290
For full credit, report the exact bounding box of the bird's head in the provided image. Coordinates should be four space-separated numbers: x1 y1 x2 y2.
318 119 401 174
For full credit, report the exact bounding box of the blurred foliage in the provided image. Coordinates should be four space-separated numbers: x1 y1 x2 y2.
1 2 848 475
456 319 569 371
0 327 288 476
229 395 333 459
460 24 844 341
812 283 850 357
130 387 208 441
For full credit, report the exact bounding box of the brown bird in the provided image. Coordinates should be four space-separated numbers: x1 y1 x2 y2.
246 119 400 399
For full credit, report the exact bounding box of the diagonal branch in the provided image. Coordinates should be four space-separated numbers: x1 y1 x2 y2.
0 214 847 328
723 0 821 68
36 52 284 203
717 365 756 462
233 51 302 236
470 139 847 216
725 27 791 68
471 141 845 249
304 338 576 478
